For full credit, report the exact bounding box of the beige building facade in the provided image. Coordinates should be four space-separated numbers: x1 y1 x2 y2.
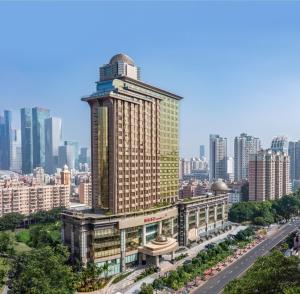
0 184 70 217
79 182 92 207
249 149 290 201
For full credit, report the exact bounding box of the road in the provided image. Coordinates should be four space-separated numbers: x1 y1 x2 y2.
193 220 300 294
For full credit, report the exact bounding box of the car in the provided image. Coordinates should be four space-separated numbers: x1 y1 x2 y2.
205 242 216 249
183 259 192 265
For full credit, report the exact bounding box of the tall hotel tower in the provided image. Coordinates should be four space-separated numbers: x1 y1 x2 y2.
62 54 182 274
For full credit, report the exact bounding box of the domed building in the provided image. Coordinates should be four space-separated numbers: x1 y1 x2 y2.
100 53 140 81
109 53 135 66
211 180 229 195
178 179 230 247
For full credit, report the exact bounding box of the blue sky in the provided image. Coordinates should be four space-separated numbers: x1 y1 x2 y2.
1 1 300 157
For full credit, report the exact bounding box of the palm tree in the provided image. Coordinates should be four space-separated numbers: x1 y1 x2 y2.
102 262 109 280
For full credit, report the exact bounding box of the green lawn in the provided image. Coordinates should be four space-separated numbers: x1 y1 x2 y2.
5 230 32 253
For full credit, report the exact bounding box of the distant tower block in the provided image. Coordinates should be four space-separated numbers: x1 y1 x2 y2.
61 165 71 185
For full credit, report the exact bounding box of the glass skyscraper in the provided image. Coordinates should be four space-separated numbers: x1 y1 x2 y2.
32 107 50 169
45 117 62 174
58 141 78 170
21 108 33 174
0 115 5 169
199 145 205 159
10 129 22 172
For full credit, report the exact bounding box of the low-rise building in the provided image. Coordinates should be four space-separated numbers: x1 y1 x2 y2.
62 205 178 276
62 180 230 276
178 181 229 247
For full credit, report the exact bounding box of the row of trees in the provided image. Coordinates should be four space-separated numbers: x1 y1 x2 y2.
224 250 300 293
0 207 64 231
229 191 300 225
0 208 111 293
140 228 255 293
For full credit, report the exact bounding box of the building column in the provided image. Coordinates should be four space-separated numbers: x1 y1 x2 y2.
205 205 209 237
171 218 174 236
195 208 200 239
222 202 226 228
158 221 162 235
171 251 175 261
70 225 75 254
141 253 147 265
120 229 126 272
142 225 146 245
196 209 200 228
214 205 217 223
80 229 87 265
155 256 159 268
185 211 189 246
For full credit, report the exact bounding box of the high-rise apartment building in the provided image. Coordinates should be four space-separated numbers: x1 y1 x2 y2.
271 136 288 152
62 53 182 273
209 134 227 181
21 108 33 174
45 117 62 174
60 165 71 186
249 149 290 201
32 107 50 169
227 156 234 181
234 133 260 181
78 182 92 207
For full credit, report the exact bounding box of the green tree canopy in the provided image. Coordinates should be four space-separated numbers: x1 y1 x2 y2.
0 213 23 231
224 251 300 294
140 282 154 294
272 195 300 221
8 245 77 294
0 232 15 256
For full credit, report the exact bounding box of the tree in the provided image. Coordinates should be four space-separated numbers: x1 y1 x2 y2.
228 202 255 223
0 232 15 256
0 213 23 231
273 195 300 221
8 245 77 294
253 216 267 226
140 283 154 294
77 262 107 292
27 223 61 248
0 269 6 287
153 278 164 290
224 251 300 294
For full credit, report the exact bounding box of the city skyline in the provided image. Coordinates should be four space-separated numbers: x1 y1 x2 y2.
1 106 297 159
1 2 300 158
